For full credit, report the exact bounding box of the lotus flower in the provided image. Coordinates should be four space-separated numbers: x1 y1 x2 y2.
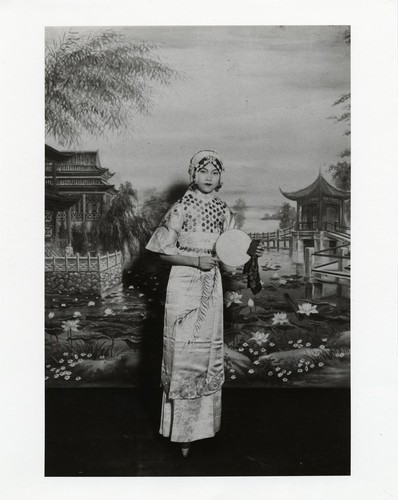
271 312 290 326
104 308 115 316
297 303 319 316
247 298 254 308
88 301 95 306
61 320 80 333
224 291 243 308
249 331 270 345
73 311 81 318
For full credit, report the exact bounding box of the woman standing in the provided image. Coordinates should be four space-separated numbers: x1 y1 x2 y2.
146 150 262 457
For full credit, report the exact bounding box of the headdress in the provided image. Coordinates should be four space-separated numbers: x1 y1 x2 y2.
188 150 224 189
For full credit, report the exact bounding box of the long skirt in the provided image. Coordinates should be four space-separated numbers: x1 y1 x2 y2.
159 265 224 442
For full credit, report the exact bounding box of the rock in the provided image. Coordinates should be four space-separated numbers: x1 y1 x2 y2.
259 347 330 366
327 331 350 348
224 346 252 375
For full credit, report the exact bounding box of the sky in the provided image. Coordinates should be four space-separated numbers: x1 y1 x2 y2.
45 25 350 230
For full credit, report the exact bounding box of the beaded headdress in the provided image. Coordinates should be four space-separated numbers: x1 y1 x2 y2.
188 150 224 190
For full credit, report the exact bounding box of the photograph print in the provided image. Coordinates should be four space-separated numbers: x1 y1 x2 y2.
44 25 351 476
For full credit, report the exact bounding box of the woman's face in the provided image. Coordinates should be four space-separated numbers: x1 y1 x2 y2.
195 165 220 194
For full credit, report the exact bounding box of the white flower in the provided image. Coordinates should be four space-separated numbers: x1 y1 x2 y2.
50 368 56 372
277 373 283 377
81 353 86 357
128 285 134 289
59 359 64 364
122 305 128 310
288 340 293 344
248 369 254 374
238 348 243 352
293 344 298 348
249 348 253 353
318 362 324 367
272 272 279 279
230 369 235 373
70 363 76 367
76 376 81 381
253 351 258 355
73 311 81 318
268 371 273 376
48 312 55 319
139 293 145 298
61 303 66 307
74 354 78 359
45 376 49 380
54 374 59 378
271 312 290 326
86 353 92 358
298 363 302 368
297 339 302 343
247 298 254 308
231 375 236 380
320 345 325 349
67 359 73 364
249 331 270 345
306 342 311 347
282 378 288 382
46 364 51 368
254 360 260 365
99 355 105 359
278 279 287 285
64 376 70 380
287 371 292 375
299 358 305 363
310 364 315 369
275 367 281 371
60 372 65 376
322 338 328 342
298 369 303 373
305 361 310 365
243 342 248 347
63 352 69 356
224 291 243 308
88 301 95 306
104 308 115 316
261 347 266 352
61 320 80 333
74 298 78 302
297 303 319 316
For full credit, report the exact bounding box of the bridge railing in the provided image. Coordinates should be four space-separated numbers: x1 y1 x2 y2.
45 251 123 272
304 242 350 298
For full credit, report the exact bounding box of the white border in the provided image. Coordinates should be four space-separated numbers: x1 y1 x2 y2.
1 1 397 499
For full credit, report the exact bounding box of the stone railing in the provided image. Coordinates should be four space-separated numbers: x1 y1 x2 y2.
45 251 123 296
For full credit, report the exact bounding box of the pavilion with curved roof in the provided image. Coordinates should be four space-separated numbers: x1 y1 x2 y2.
280 172 350 232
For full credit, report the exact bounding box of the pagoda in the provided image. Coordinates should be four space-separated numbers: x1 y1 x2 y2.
280 172 350 232
45 144 118 244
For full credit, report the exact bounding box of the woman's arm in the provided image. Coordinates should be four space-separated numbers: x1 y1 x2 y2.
159 254 219 271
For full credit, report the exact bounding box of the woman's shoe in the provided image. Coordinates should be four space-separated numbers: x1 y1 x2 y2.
180 443 191 458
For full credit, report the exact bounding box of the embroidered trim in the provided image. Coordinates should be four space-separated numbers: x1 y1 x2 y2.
178 245 215 255
161 370 224 400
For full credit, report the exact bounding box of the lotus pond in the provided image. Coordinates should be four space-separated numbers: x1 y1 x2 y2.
45 250 350 388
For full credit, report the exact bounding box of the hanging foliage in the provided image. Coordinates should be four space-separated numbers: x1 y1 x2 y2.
46 29 179 145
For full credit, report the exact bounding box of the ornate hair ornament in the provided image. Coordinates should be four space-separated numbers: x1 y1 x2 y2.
189 150 224 189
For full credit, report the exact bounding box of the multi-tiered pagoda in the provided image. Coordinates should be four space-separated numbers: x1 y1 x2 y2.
45 144 118 244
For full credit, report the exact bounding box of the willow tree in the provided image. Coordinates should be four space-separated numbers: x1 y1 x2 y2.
45 29 179 145
93 182 152 259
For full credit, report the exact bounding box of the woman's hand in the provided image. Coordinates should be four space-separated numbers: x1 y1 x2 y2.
255 243 265 258
197 256 219 271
